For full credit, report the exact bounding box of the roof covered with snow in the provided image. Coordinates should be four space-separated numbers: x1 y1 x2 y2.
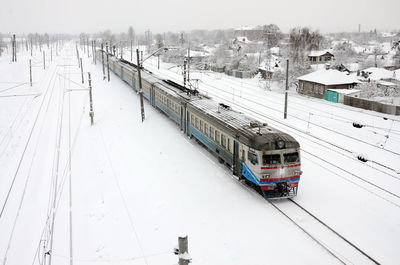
308 50 334 57
362 67 396 81
297 69 360 85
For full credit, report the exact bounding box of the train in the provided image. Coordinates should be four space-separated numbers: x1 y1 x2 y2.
96 50 302 199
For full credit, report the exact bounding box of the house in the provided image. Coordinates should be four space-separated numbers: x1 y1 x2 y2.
308 50 334 64
297 69 360 99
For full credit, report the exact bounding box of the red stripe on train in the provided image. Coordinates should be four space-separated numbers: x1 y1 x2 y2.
260 175 300 182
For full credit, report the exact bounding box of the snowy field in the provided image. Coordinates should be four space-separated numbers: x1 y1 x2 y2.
1 43 400 265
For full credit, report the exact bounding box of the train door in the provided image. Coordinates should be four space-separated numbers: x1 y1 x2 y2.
186 110 190 136
180 106 183 131
233 141 239 176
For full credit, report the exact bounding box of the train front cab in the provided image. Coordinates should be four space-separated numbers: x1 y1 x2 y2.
238 145 302 199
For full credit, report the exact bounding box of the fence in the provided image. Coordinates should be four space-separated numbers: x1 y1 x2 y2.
343 95 400 115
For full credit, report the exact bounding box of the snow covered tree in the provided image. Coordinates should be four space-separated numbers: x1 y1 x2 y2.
289 27 323 63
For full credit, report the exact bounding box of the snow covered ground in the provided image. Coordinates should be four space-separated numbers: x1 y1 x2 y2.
0 44 399 265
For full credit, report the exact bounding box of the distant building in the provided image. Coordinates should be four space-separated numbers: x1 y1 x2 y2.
308 50 334 64
297 69 360 99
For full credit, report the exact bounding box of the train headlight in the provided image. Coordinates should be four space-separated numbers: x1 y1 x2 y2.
277 140 285 149
262 174 270 178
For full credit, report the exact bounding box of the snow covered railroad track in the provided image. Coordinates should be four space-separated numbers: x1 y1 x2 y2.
270 199 380 265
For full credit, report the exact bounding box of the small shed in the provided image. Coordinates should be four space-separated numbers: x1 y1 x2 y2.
325 89 361 103
297 69 360 99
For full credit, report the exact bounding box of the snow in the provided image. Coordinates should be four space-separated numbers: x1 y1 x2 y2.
1 43 400 265
327 88 361 95
308 49 334 57
362 67 396 81
297 69 360 85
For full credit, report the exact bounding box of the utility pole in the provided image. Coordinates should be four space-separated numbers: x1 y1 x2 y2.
88 72 94 125
130 40 133 62
158 54 160 70
106 45 110 82
178 235 190 265
29 59 32 87
183 59 187 87
187 48 190 85
80 58 84 84
51 46 53 61
136 49 145 122
284 59 289 119
101 43 105 80
76 45 80 68
43 51 46 70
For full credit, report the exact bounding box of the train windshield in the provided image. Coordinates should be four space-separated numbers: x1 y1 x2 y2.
284 152 299 164
262 154 281 165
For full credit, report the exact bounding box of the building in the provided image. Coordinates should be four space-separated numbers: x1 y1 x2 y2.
297 69 360 99
308 50 334 64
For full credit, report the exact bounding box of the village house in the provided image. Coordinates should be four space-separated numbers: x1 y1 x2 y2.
308 50 334 64
297 69 360 99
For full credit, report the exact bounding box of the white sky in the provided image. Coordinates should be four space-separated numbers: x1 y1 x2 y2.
1 0 399 34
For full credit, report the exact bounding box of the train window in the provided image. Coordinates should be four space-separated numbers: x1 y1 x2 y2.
248 151 258 165
191 114 194 125
210 127 214 139
221 134 226 148
205 123 208 136
284 152 299 164
262 154 281 165
200 120 203 132
195 117 199 129
228 138 231 152
215 130 220 143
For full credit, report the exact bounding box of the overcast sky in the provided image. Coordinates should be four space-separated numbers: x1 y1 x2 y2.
1 0 399 34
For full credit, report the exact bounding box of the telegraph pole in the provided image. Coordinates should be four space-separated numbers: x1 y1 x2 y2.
136 49 145 122
29 59 32 87
80 58 84 84
187 47 190 85
43 51 46 70
130 40 133 62
284 59 289 119
101 43 105 80
88 72 94 125
183 59 187 87
106 44 110 82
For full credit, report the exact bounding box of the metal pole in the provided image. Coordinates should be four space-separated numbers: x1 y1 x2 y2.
284 59 289 119
183 60 187 87
130 40 133 62
51 46 53 61
76 44 80 68
88 72 94 125
178 235 190 265
136 49 145 122
29 59 32 87
158 54 160 70
80 58 84 84
106 45 110 82
101 43 105 80
43 51 46 70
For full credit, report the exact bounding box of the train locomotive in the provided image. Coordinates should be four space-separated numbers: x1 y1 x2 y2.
96 50 302 199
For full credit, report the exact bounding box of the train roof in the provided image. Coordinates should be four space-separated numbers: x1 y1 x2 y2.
189 99 299 151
